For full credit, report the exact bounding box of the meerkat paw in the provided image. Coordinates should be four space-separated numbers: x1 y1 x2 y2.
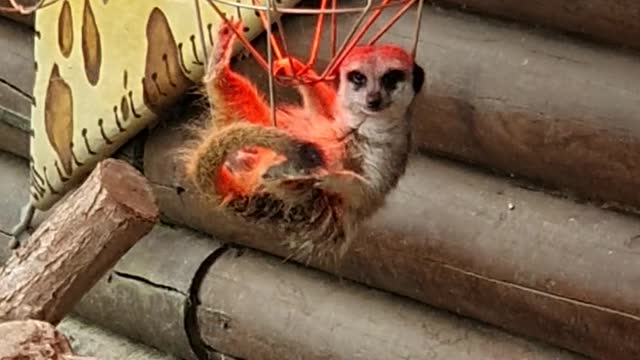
259 174 318 200
314 170 370 205
205 19 244 82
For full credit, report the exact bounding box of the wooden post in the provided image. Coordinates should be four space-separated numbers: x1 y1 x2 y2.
0 158 159 324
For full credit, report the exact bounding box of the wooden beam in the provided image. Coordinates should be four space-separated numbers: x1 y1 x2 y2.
144 119 640 360
0 158 159 325
0 16 33 117
433 0 640 51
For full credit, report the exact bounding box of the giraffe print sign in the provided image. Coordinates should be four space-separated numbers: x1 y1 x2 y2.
29 0 300 210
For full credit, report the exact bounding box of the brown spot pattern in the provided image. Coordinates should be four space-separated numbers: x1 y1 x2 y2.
120 95 130 120
44 64 74 176
58 0 73 58
81 0 102 85
142 7 194 114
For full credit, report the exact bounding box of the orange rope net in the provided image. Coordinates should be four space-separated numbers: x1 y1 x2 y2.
206 0 424 87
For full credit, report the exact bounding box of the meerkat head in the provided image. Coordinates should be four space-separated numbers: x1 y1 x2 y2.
336 44 425 121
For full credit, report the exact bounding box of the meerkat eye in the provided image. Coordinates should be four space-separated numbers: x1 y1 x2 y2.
347 71 367 87
381 69 406 91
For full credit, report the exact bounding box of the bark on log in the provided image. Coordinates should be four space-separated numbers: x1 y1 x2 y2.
145 121 640 360
0 319 95 360
0 158 159 324
433 0 640 51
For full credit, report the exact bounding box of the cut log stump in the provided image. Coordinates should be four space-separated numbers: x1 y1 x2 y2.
0 158 159 324
0 319 96 360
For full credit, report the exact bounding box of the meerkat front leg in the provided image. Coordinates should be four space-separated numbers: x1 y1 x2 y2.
205 19 271 128
314 170 372 209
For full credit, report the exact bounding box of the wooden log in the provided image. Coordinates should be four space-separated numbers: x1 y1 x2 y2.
197 247 583 360
0 155 585 360
433 0 640 51
0 158 159 324
0 16 33 119
57 316 181 360
0 319 95 360
72 225 222 360
144 121 640 360
0 15 32 158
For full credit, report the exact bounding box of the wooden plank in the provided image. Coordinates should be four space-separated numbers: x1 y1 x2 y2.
434 0 640 51
144 119 640 360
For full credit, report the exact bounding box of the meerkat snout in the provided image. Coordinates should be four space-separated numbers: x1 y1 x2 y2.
366 91 383 111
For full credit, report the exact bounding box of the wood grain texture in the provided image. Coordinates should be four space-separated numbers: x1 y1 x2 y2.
434 0 640 50
145 121 640 360
197 248 583 360
0 320 96 360
0 158 159 324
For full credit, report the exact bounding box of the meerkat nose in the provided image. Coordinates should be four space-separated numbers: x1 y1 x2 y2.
366 92 383 111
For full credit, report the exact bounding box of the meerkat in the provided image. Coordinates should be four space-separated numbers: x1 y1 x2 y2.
183 20 424 262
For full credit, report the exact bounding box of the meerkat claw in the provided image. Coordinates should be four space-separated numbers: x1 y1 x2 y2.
205 18 244 82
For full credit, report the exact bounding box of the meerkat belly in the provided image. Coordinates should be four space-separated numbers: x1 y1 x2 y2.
356 123 410 196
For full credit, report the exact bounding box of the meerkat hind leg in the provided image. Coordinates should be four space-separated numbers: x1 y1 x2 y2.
205 20 270 127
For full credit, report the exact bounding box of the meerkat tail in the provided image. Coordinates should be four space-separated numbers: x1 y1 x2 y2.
184 123 325 202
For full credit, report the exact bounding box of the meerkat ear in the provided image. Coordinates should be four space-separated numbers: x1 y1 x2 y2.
412 64 425 94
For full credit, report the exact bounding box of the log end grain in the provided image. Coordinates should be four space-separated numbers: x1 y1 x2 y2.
0 159 159 324
99 158 159 222
0 319 96 360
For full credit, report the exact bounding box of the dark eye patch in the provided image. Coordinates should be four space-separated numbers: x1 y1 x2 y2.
347 70 367 88
381 69 406 91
